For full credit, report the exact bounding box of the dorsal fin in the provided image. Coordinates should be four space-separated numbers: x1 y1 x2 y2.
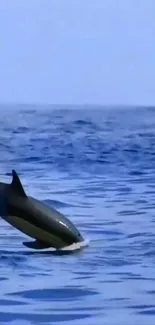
11 170 27 197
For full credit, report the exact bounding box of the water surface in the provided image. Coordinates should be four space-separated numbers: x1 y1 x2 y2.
0 106 155 324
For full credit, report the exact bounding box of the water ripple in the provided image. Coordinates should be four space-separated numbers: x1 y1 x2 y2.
0 107 155 324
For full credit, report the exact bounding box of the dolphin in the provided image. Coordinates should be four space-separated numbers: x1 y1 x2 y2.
0 170 84 250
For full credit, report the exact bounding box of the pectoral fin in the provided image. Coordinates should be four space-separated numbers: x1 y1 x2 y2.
22 240 51 250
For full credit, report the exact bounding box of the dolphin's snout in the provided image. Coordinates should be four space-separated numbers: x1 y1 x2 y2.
76 231 84 243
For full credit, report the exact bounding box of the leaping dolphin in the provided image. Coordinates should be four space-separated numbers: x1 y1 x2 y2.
0 170 84 250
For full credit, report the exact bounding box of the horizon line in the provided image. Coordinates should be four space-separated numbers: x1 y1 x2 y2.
0 103 154 109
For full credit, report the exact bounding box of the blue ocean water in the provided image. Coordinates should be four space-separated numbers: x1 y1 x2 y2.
0 106 155 324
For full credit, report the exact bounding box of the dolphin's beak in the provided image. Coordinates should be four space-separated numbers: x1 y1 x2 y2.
76 231 84 243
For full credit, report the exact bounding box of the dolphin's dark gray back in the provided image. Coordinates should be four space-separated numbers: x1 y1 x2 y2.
0 170 26 217
7 194 83 245
0 182 9 216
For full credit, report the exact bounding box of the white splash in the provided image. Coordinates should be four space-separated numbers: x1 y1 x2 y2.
59 237 90 251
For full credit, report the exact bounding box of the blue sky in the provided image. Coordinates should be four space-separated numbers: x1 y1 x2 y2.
0 0 155 106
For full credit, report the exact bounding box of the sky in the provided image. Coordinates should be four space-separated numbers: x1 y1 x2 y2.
0 0 155 106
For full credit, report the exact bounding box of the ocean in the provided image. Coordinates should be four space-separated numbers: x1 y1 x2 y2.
0 106 155 325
